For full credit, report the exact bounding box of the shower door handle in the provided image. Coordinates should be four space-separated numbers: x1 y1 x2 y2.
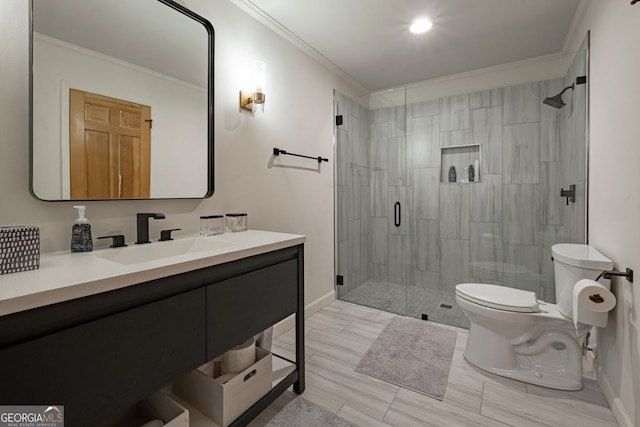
394 202 401 227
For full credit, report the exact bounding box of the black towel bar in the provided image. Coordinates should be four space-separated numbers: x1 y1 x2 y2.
273 147 328 163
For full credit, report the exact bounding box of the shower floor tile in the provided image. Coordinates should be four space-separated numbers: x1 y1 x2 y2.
341 279 470 329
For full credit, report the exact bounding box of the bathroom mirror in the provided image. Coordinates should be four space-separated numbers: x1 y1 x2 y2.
29 0 214 200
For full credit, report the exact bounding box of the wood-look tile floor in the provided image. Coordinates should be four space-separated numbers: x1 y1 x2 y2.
249 300 618 427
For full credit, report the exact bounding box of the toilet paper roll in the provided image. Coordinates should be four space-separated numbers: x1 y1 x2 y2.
221 338 255 374
573 279 616 329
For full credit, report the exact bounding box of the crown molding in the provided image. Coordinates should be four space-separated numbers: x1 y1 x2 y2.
403 51 573 93
229 0 370 94
367 51 575 109
562 0 591 53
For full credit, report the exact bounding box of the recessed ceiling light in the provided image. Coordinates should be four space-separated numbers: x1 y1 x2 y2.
410 18 432 34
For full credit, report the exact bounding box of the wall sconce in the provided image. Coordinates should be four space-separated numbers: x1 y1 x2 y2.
240 60 266 113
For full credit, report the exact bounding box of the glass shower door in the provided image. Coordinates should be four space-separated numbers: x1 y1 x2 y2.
371 87 410 315
334 90 373 305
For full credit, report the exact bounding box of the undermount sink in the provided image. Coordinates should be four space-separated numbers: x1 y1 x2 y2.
94 237 233 265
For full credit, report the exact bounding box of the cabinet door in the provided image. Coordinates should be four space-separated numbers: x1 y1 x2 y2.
0 288 206 426
206 259 298 359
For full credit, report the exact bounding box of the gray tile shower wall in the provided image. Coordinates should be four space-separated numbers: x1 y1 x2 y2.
470 105 502 174
336 51 587 309
503 123 540 184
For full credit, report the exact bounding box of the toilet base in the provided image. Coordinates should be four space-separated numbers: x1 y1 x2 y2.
463 350 584 390
456 291 590 391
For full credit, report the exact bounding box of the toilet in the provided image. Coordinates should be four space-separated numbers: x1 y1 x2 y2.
455 244 613 390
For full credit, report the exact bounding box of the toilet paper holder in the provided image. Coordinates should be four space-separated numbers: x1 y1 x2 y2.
596 268 634 283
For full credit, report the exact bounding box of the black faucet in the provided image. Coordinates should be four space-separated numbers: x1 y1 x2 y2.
136 213 165 244
97 234 127 248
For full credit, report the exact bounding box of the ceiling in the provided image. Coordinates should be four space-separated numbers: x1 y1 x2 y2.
33 0 208 87
240 0 582 92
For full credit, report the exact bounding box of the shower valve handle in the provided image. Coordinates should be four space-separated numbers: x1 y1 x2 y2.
560 185 576 205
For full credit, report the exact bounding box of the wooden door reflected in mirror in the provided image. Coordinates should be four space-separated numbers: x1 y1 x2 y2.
69 89 151 199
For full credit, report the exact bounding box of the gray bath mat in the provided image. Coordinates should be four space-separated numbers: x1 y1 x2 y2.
265 397 358 427
355 316 456 400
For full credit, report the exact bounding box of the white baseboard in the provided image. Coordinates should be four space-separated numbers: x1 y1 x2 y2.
597 365 634 427
272 290 336 338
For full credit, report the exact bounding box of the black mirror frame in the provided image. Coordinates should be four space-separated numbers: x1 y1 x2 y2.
28 0 215 201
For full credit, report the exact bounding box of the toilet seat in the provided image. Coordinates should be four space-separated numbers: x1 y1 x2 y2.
455 283 539 313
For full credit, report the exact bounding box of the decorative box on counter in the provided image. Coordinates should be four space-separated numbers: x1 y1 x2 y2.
200 215 225 236
225 213 248 232
0 226 40 275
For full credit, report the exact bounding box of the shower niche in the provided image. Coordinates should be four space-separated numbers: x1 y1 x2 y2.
440 144 481 183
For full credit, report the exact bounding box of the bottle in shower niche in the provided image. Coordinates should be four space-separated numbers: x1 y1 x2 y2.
448 165 457 182
70 205 93 252
468 164 475 182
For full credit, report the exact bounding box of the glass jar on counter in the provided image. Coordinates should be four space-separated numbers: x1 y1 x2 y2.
200 215 224 236
225 213 248 232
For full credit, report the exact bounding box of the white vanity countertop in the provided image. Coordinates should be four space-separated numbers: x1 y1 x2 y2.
0 230 305 317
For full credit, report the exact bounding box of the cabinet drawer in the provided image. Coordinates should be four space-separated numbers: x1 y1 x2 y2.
206 259 298 359
0 288 206 426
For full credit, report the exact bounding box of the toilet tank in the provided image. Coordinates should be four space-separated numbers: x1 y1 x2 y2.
552 244 613 319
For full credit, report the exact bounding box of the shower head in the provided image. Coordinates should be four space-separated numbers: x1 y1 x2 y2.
542 84 575 109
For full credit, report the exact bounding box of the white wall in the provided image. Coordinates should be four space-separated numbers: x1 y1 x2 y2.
565 2 640 426
33 34 208 199
1 0 365 310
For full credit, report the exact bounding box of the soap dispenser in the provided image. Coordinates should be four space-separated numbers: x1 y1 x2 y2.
71 205 93 252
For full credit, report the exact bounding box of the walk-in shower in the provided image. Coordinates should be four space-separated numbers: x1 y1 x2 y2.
334 39 589 329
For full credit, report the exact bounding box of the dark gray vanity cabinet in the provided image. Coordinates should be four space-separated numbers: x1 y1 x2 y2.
0 289 206 425
0 244 304 426
207 258 298 359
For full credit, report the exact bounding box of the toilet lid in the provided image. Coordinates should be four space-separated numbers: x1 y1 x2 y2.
455 283 540 313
